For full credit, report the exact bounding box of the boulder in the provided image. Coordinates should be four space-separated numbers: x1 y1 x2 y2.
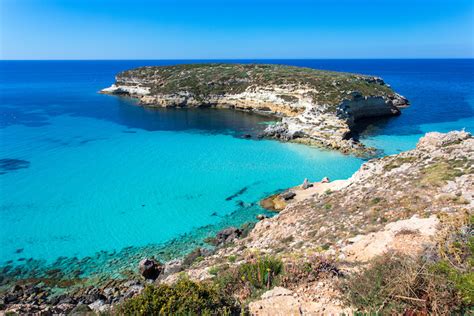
138 258 163 280
301 178 313 189
416 130 471 149
280 191 296 200
163 259 183 276
215 227 242 246
88 299 110 313
321 176 330 183
69 303 92 315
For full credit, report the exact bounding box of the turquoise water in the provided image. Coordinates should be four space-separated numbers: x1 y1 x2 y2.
0 60 473 279
1 114 362 265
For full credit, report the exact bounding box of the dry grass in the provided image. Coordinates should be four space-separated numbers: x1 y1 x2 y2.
341 212 473 314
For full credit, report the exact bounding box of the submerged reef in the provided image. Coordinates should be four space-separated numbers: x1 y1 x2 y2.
0 158 30 175
101 63 409 156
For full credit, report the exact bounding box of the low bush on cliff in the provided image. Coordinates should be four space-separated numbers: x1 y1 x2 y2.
213 255 284 301
341 253 460 314
342 212 473 314
431 213 474 306
238 255 283 290
118 278 239 315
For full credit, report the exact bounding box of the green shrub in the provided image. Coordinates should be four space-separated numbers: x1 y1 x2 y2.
431 213 474 306
211 255 284 301
118 278 238 315
238 256 283 290
430 260 474 306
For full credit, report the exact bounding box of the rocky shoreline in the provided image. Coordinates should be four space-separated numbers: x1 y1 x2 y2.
101 63 409 156
2 131 472 314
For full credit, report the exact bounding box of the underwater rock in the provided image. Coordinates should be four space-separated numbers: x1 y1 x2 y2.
225 187 248 201
0 158 30 174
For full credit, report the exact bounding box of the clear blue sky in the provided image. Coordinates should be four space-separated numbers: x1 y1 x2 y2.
1 0 473 59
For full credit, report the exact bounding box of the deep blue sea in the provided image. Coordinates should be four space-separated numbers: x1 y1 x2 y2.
0 59 473 279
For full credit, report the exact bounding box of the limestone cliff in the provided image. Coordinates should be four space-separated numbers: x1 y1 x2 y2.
101 64 409 154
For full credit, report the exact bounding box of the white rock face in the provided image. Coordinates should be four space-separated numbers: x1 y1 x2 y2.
342 215 439 262
101 84 150 96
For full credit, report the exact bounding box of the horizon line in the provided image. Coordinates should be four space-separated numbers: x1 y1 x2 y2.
1 57 474 61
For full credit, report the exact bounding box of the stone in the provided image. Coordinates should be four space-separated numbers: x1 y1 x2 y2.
138 258 163 280
69 303 92 315
280 191 296 200
301 178 313 189
321 176 330 183
163 259 183 276
417 130 471 149
215 227 242 246
256 214 268 220
88 299 109 313
11 284 23 293
261 287 294 299
122 285 144 300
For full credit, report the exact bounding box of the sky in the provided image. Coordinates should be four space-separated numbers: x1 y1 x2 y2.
1 0 473 59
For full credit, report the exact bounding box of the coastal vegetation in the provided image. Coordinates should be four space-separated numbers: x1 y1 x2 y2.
118 278 239 315
118 255 284 315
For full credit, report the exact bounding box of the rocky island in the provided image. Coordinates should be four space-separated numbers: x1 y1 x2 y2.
101 64 409 155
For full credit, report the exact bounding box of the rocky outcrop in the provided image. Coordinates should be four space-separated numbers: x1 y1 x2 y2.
245 131 473 253
101 64 409 155
214 227 243 247
248 286 349 315
342 215 439 262
138 258 163 280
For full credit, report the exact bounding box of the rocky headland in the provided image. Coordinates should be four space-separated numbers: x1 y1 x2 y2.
2 131 472 315
101 64 409 155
